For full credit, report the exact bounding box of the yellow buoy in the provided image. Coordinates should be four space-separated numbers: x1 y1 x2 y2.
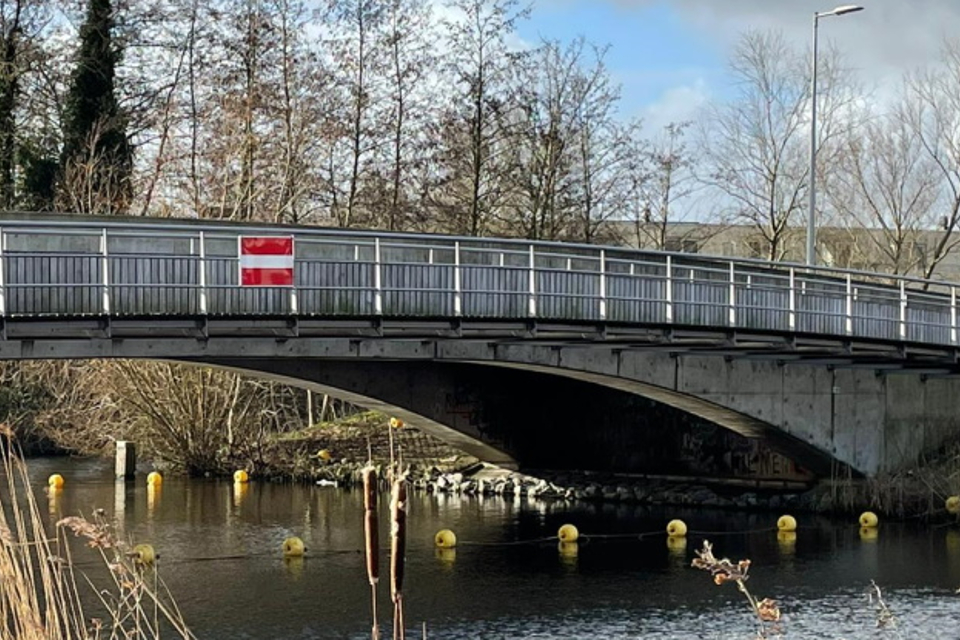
666 535 687 554
48 474 64 489
558 523 579 543
389 417 404 429
666 519 687 538
777 515 797 532
132 543 156 566
147 471 163 487
435 529 457 549
777 530 797 546
283 536 305 558
859 511 879 528
859 526 879 542
946 496 960 515
316 449 332 461
233 470 249 483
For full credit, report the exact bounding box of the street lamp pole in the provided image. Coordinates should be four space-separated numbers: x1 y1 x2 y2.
807 5 863 266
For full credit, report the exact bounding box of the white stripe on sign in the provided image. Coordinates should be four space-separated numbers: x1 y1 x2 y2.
239 255 295 270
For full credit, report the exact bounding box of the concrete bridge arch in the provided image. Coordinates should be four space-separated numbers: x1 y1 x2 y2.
193 336 956 479
6 330 942 478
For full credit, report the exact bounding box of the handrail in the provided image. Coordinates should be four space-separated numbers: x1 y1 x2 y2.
0 214 954 349
0 213 949 290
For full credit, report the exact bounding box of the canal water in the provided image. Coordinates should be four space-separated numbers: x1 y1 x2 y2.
21 457 960 639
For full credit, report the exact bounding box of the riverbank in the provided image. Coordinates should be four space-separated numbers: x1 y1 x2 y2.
259 410 482 483
272 414 957 522
155 410 960 522
411 464 955 522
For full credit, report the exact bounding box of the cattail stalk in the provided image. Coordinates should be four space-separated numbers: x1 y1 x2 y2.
390 474 407 640
363 466 380 640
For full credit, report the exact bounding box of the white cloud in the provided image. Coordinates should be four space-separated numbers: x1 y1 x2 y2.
640 78 710 133
605 0 960 93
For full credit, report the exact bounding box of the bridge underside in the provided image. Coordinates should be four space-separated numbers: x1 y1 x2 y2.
0 320 955 477
202 358 828 481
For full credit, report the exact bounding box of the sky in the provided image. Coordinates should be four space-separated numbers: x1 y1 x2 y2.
515 0 960 132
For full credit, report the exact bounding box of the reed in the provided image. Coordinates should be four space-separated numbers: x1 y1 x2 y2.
362 465 381 640
0 431 195 639
389 474 407 640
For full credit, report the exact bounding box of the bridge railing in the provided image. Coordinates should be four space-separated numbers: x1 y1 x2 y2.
0 217 956 347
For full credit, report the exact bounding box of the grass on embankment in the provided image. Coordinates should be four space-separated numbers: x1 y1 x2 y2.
267 411 475 481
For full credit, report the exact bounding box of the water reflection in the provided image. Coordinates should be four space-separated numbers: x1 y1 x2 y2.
557 541 579 569
47 486 62 517
283 556 305 580
434 547 456 568
16 457 960 640
232 481 248 509
147 484 161 515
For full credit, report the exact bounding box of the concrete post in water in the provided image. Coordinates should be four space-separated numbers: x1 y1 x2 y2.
115 441 136 479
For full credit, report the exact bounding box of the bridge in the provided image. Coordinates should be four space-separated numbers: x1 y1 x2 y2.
2 214 959 479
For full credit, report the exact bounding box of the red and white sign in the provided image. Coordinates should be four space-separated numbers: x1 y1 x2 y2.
239 236 295 286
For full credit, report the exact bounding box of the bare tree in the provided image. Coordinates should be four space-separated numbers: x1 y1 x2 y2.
633 122 708 250
381 0 433 231
326 0 387 228
903 38 960 279
700 30 854 261
825 104 940 274
268 0 331 224
512 37 591 241
567 46 637 244
433 0 528 236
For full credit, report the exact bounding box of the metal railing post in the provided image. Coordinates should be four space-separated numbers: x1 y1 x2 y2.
788 267 796 331
728 262 736 327
899 280 907 340
101 228 111 314
453 241 462 317
952 286 957 345
845 274 853 336
598 250 607 321
289 241 299 315
0 227 6 317
374 238 383 315
665 256 674 323
528 245 537 318
198 231 208 315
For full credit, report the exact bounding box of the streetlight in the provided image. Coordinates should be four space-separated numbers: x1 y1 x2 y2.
807 4 863 266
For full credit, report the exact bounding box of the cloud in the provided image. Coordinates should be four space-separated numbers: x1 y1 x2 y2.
640 78 710 133
601 0 960 93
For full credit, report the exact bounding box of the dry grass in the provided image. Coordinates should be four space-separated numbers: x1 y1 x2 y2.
0 433 195 639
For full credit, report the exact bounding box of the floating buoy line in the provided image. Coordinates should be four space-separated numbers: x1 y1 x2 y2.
44 471 913 570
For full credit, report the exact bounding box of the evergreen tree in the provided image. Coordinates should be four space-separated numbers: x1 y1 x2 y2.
59 0 131 214
0 0 24 210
